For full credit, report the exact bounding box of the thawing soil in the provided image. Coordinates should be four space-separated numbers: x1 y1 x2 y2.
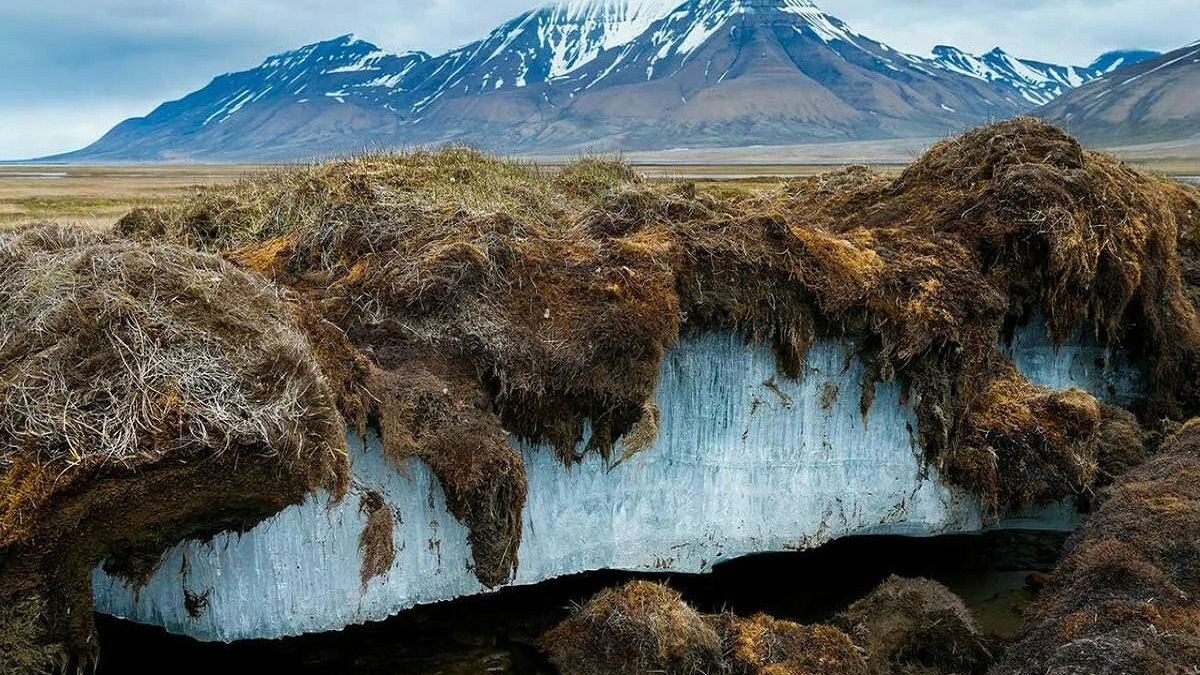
4 118 1200 670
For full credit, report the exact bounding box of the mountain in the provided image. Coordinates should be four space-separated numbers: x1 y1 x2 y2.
927 46 1154 106
52 0 1153 161
72 36 434 161
1039 41 1200 146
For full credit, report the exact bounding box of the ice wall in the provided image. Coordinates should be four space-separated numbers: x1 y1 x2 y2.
92 323 1140 642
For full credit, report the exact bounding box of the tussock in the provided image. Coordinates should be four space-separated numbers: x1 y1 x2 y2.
713 612 869 675
0 224 349 670
994 419 1200 673
573 577 999 675
540 581 724 675
836 576 992 675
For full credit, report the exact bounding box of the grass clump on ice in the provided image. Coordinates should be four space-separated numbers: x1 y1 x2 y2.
0 223 350 671
0 224 348 544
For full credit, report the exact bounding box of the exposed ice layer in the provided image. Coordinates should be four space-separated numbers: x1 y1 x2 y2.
1004 312 1146 409
92 323 1139 643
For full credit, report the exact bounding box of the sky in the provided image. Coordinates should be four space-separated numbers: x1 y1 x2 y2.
1 0 1196 159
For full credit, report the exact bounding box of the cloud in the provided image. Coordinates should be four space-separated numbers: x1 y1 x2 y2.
825 0 1200 64
1 0 1196 159
0 105 151 160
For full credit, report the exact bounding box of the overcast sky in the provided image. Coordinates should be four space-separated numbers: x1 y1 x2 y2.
1 0 1196 159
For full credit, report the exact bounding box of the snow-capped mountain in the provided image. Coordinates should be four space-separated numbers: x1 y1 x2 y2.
927 46 1160 106
55 0 1158 161
931 46 1091 106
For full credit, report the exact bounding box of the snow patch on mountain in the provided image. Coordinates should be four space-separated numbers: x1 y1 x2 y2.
929 45 1102 105
542 0 684 76
1089 49 1162 74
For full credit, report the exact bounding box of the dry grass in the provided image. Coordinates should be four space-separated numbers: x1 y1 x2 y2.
714 612 869 675
357 491 395 589
541 579 994 675
0 165 268 230
540 581 724 675
836 576 992 675
0 224 347 545
0 223 351 670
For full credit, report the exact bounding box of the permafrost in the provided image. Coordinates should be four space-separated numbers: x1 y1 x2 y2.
92 321 1142 642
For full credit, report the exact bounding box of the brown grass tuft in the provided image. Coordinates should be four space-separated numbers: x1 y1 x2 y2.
713 612 869 675
540 581 724 675
836 576 992 675
358 491 395 589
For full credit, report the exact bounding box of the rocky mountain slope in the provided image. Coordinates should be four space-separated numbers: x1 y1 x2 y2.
1039 41 1200 145
53 0 1155 160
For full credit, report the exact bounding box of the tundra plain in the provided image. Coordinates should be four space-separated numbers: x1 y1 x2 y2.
5 147 1197 231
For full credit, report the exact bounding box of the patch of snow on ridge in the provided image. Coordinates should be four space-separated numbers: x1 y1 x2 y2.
1119 46 1200 86
780 1 862 46
541 0 684 78
928 45 1106 106
202 90 257 126
324 51 389 73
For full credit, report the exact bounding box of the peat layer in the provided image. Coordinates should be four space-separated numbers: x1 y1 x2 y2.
3 118 1199 670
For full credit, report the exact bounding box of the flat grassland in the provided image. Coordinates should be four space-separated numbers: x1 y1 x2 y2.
3 146 1197 231
0 165 269 230
0 163 857 230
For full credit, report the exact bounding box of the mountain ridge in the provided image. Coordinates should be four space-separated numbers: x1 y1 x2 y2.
1039 41 1200 146
49 0 1162 161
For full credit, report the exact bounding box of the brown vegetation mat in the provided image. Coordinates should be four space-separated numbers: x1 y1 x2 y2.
357 491 395 589
4 119 1193 668
993 419 1200 674
836 575 992 675
713 612 869 675
540 580 725 675
541 579 1002 675
0 224 350 672
114 119 1200 566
